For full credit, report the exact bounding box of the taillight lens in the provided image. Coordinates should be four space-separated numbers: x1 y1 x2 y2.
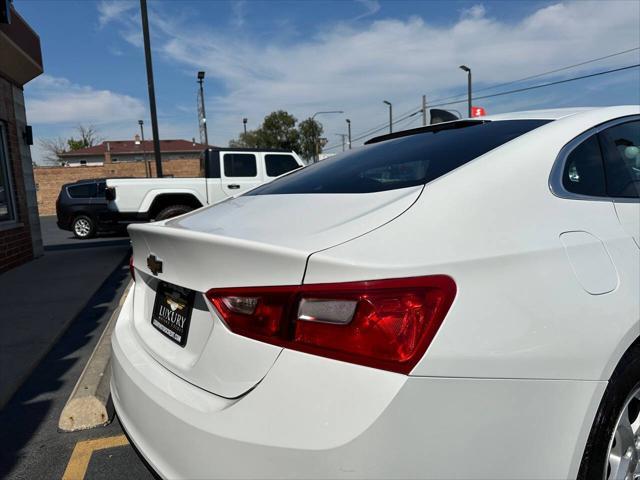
206 276 455 374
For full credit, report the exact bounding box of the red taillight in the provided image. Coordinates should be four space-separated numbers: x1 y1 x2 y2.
129 256 135 281
206 276 456 374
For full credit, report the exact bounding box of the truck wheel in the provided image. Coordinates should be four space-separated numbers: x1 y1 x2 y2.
154 205 194 221
72 215 96 239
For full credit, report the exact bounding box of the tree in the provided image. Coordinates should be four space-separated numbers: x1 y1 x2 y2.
66 125 102 151
229 111 324 162
257 110 300 151
38 125 103 165
297 117 324 161
38 137 68 164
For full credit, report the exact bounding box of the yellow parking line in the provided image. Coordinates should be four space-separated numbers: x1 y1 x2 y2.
62 434 129 480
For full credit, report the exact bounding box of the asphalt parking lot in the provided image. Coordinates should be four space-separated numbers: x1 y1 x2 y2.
0 217 153 480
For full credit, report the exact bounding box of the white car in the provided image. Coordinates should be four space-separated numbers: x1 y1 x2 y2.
111 106 640 479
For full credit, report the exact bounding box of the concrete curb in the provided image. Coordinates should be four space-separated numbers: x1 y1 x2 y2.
58 281 132 432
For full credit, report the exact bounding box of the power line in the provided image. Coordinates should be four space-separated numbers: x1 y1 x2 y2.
426 46 640 106
322 53 640 152
429 63 640 108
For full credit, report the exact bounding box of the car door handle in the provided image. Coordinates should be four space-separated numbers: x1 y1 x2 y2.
227 184 240 189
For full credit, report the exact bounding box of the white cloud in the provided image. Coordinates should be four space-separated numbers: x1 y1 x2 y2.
97 0 137 28
26 74 145 125
354 0 381 20
231 0 247 27
138 1 638 148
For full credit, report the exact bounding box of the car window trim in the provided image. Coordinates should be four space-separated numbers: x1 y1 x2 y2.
549 114 640 204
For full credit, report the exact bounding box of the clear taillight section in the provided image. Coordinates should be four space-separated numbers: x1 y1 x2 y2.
206 276 456 374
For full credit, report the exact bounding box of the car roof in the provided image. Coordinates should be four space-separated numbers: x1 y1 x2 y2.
366 106 638 144
480 105 638 121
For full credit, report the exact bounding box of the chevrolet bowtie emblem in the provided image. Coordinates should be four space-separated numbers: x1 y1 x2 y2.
147 254 163 276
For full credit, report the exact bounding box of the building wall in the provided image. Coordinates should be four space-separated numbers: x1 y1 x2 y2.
34 157 201 215
0 75 42 273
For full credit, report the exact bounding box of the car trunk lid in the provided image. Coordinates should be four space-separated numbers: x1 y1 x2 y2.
127 186 422 398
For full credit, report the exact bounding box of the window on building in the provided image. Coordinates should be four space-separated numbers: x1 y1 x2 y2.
0 123 15 222
223 153 257 177
265 154 300 177
80 160 87 166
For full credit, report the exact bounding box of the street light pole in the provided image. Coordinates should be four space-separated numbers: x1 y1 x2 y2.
197 71 209 146
422 95 427 126
383 100 392 133
346 119 352 149
139 120 149 178
311 110 343 162
140 0 163 177
459 65 472 118
243 118 247 135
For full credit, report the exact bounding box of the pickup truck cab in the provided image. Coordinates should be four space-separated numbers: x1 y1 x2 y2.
105 148 303 222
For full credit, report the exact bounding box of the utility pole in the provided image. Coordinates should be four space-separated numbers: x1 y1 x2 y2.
243 118 247 135
346 119 352 149
422 95 427 126
140 0 163 177
459 65 472 118
335 134 347 152
139 120 149 178
383 100 393 133
197 71 209 146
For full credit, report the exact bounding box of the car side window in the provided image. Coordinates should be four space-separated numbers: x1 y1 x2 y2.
68 183 96 198
265 154 300 177
599 121 640 199
561 135 606 197
223 154 257 177
96 182 106 198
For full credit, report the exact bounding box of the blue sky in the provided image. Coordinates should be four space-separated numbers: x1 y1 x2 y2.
15 0 640 163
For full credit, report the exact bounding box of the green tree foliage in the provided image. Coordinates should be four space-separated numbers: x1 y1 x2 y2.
229 111 324 162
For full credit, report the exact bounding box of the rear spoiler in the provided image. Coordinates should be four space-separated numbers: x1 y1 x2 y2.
365 120 487 145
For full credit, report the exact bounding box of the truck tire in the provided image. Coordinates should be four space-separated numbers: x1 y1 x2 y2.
72 215 96 239
154 205 194 221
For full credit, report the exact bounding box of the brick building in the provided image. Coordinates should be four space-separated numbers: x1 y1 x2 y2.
34 155 202 216
58 138 206 168
0 3 44 273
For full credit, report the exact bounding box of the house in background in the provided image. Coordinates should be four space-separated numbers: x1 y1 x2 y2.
58 138 207 169
0 1 44 272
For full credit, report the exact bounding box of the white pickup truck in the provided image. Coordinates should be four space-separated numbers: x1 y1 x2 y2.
105 148 304 222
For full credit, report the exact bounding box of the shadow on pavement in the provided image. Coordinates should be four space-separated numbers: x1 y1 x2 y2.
0 257 129 479
44 239 130 252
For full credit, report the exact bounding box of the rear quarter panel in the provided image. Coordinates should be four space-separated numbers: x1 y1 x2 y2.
304 108 640 382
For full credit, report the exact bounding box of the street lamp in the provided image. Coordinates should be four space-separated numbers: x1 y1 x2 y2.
197 71 209 146
243 117 247 135
310 110 343 162
383 100 392 133
346 119 352 149
459 65 472 118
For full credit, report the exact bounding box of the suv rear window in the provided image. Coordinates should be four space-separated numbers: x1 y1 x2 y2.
67 183 96 198
248 120 549 195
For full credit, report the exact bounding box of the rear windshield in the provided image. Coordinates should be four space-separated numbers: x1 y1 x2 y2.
248 120 550 195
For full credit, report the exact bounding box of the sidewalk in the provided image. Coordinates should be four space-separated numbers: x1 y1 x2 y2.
0 217 130 409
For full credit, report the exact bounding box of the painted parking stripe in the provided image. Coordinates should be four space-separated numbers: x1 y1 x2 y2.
62 435 129 480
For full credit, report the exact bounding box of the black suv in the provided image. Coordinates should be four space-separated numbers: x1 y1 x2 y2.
56 179 122 239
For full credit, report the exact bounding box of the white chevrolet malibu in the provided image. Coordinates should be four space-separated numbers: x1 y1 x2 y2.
111 106 640 479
